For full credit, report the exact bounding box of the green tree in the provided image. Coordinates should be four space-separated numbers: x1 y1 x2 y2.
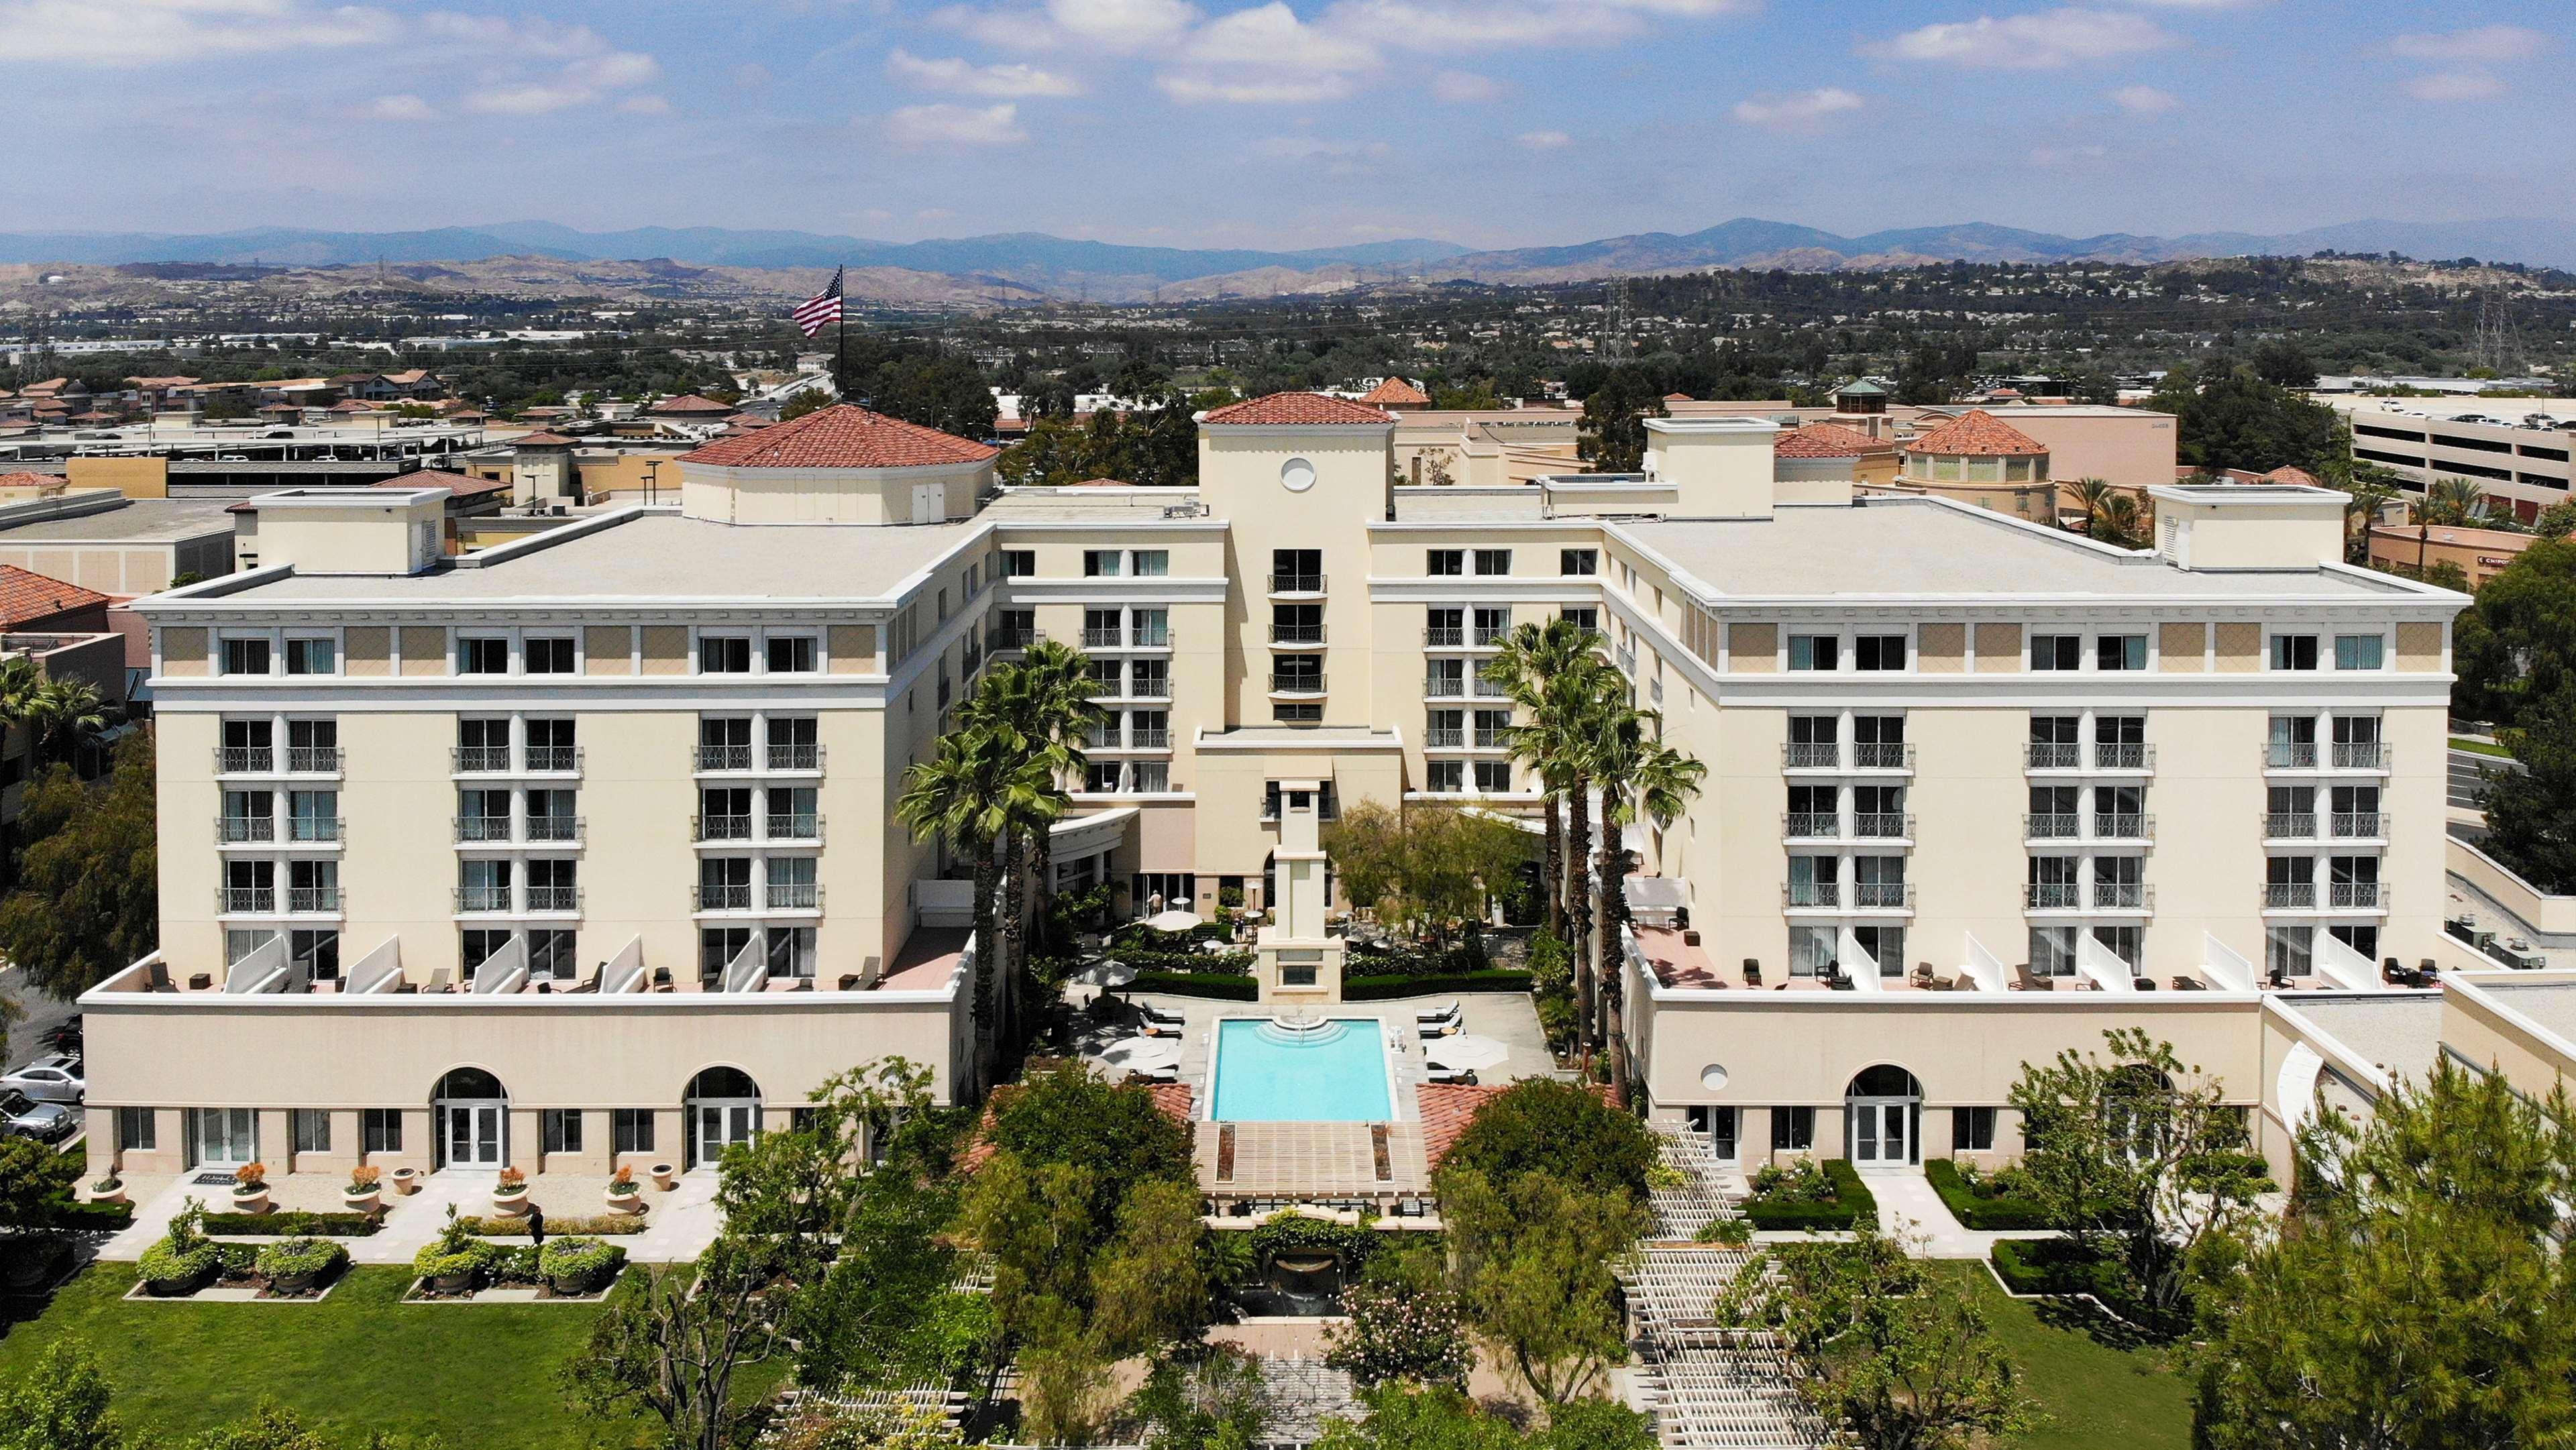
895 734 1013 1092
1575 370 1665 473
1324 802 1530 945
2193 1062 2576 1450
2453 535 2576 731
1485 621 1618 1054
778 390 830 422
0 1340 120 1450
2249 340 2318 389
1325 1276 1475 1390
1124 1345 1274 1450
963 644 1095 1011
1484 618 1605 942
182 1402 337 1449
1589 706 1705 1086
2483 683 2576 893
2006 1028 2271 1321
2150 364 2345 475
0 734 158 999
0 1133 79 1229
771 1402 965 1450
857 356 997 439
1441 1078 1656 1200
1715 1229 2039 1450
562 1236 782 1450
1316 1386 1652 1450
1436 1166 1644 1405
2420 475 2491 526
2537 500 2576 539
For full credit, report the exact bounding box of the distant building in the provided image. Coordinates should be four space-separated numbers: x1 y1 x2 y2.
1886 409 2056 519
2328 396 2576 523
1356 377 1432 408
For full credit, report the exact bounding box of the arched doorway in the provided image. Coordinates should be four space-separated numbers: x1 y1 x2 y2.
434 1068 508 1170
684 1066 761 1169
1845 1064 1923 1169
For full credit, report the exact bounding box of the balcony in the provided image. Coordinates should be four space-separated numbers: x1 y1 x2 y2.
766 742 824 771
453 744 512 774
2093 812 2151 840
2332 741 2388 770
1470 677 1509 700
1854 742 1913 771
2025 813 2081 840
1129 728 1171 749
694 813 754 842
2264 883 2317 909
524 815 582 844
1424 626 1467 648
527 885 582 913
696 744 754 772
2025 882 2081 910
765 813 822 842
2263 812 2318 840
2025 742 2081 770
2330 881 2385 910
217 816 275 844
1784 882 1841 909
455 816 513 844
288 886 341 914
1854 881 1913 909
526 746 582 774
693 883 753 911
1269 625 1327 647
1474 624 1512 648
1473 727 1507 749
2265 742 2319 769
1784 742 1841 770
217 746 275 774
288 816 343 844
1426 728 1466 748
219 886 276 913
454 885 512 913
1854 812 1912 840
2092 881 2152 911
1083 626 1124 649
2330 812 2385 838
1784 812 1840 839
767 881 822 911
987 624 1042 653
1089 726 1122 750
2092 742 2153 771
1268 572 1326 596
286 746 342 774
1270 672 1326 696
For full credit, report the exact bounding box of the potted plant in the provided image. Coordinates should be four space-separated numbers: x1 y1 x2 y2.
648 1161 678 1190
87 1172 126 1206
229 1161 270 1215
138 1199 223 1297
603 1165 644 1215
412 1206 493 1294
490 1166 529 1216
343 1165 382 1213
390 1165 421 1194
538 1236 627 1296
256 1235 347 1295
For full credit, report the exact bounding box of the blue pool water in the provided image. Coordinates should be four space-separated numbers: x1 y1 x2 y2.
1210 1017 1393 1122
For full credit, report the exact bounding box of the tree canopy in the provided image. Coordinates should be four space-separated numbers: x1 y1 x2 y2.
1439 1079 1656 1201
0 734 157 999
2149 363 2347 476
1322 802 1529 944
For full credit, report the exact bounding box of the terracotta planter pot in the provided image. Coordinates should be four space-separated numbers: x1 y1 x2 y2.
269 1269 323 1295
390 1167 421 1194
649 1162 677 1190
426 1270 477 1294
603 1188 645 1215
229 1186 270 1214
342 1190 380 1213
490 1189 528 1216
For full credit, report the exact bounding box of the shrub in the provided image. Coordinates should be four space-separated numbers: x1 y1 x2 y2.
203 1211 380 1237
254 1236 347 1284
413 1206 495 1283
608 1165 638 1196
1128 970 1256 1000
1342 970 1533 1000
1442 1078 1657 1198
1925 1159 2053 1231
1740 1160 1876 1231
1990 1237 2123 1298
1111 948 1254 976
539 1235 628 1292
492 1245 541 1282
1694 1216 1754 1246
137 1200 222 1293
1326 1277 1474 1388
462 1213 646 1236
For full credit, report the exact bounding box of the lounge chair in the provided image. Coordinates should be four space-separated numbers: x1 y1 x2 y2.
146 961 174 993
1138 1001 1187 1029
1413 999 1460 1025
1417 1012 1462 1039
1425 1064 1479 1086
424 966 452 993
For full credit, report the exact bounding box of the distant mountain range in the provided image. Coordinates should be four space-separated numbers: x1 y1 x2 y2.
0 217 2567 303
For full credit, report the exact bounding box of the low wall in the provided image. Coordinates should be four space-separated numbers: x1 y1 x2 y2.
2449 836 2576 938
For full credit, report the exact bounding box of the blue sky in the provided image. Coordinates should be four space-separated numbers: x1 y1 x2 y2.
1 0 2567 249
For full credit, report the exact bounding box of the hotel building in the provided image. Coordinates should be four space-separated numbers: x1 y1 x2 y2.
85 394 2477 1185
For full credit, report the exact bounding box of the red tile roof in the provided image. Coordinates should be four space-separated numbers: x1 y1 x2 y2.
1417 1082 1505 1170
650 393 736 415
1665 392 1695 402
1066 477 1132 487
1358 377 1432 406
0 565 108 629
1774 421 1890 459
2262 465 2326 488
1202 392 1392 427
383 469 510 501
957 1071 1193 1172
509 431 580 447
1902 408 2047 457
678 404 998 469
0 472 60 490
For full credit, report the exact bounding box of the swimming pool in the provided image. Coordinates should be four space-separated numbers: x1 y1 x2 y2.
1209 1017 1395 1122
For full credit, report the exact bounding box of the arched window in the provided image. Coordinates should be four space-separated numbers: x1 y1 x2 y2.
432 1068 507 1168
1847 1064 1923 1101
434 1067 504 1100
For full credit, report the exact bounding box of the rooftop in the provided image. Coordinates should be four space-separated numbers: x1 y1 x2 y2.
678 404 998 470
0 565 107 627
2283 994 2443 1082
649 394 736 415
1202 392 1392 427
1903 408 2048 457
0 496 236 543
1774 422 1890 459
1358 377 1432 407
1613 497 2408 600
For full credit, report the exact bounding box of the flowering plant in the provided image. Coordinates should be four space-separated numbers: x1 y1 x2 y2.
496 1166 527 1192
1325 1278 1474 1388
233 1162 268 1191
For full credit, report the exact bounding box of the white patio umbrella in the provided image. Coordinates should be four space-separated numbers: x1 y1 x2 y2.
1098 1036 1183 1073
1074 959 1138 987
1144 909 1203 934
1424 1034 1509 1072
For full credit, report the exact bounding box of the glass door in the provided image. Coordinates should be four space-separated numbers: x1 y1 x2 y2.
1707 1106 1739 1165
190 1107 256 1167
443 1105 504 1168
1849 1101 1916 1167
694 1103 755 1166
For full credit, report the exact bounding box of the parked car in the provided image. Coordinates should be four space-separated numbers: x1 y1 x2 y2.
1 1056 84 1105
0 1089 73 1143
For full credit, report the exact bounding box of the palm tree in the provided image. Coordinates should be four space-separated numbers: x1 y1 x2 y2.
1540 668 1620 1058
1591 709 1708 1093
2096 492 2143 547
957 645 1094 1053
28 679 105 767
895 731 1011 1096
2341 478 2397 565
2422 476 2488 527
1000 640 1098 953
2067 477 2118 539
0 657 40 787
1484 618 1605 938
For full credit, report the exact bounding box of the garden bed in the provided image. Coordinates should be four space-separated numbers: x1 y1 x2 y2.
461 1215 645 1237
1925 1158 2054 1231
1128 970 1258 1000
1344 968 1532 999
1990 1238 2126 1300
1740 1158 1876 1231
134 1238 350 1302
203 1211 382 1237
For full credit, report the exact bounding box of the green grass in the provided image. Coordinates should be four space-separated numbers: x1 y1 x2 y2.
0 1265 657 1448
2451 736 2515 759
1947 1263 2192 1450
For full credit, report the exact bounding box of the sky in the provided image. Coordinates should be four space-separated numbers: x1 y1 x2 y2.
0 0 2568 251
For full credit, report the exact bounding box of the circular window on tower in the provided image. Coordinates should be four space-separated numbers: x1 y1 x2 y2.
1280 456 1317 493
1700 1064 1729 1091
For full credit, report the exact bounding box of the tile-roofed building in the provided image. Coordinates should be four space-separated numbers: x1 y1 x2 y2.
649 393 737 417
509 431 580 447
0 473 59 490
0 564 110 631
1902 408 2049 457
1357 376 1432 408
1202 392 1393 427
1774 422 1886 459
677 403 998 470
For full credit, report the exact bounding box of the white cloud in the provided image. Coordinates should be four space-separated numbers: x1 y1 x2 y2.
417 15 664 117
1516 129 1572 148
884 100 1029 146
1870 8 2176 69
1326 0 1609 50
1157 71 1354 103
1599 0 1758 13
1730 86 1863 130
365 93 433 121
888 47 1083 96
0 0 398 66
2105 82 2179 113
1430 68 1502 102
2029 142 2110 166
1248 135 1390 159
2390 25 2552 64
2403 69 2506 103
1182 3 1377 69
1049 0 1200 48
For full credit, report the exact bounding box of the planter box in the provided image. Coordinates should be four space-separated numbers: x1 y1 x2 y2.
343 1190 381 1214
489 1192 529 1217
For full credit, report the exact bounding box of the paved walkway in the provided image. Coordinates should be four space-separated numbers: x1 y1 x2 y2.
1867 1171 2054 1260
99 1168 725 1264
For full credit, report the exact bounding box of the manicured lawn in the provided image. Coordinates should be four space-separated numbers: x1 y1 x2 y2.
2451 736 2515 759
1946 1264 2192 1450
0 1265 656 1449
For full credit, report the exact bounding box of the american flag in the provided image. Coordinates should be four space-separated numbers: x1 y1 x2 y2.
792 266 844 337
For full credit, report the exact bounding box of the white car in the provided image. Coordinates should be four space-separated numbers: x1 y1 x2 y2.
0 1056 84 1105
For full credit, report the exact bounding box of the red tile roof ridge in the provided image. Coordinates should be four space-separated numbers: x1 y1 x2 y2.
0 564 109 628
1202 392 1393 426
651 393 736 414
1774 421 1888 459
678 403 998 469
1902 408 2047 457
1358 377 1432 406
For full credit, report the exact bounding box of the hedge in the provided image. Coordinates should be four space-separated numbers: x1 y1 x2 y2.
1128 970 1258 1000
50 1196 133 1229
1741 1159 1878 1231
1344 970 1533 1001
464 1214 646 1237
1925 1159 2054 1231
1110 948 1254 975
1991 1237 2121 1298
204 1211 381 1237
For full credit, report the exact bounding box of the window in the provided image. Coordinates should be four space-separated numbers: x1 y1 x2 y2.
2265 924 2312 980
1472 708 1510 748
2030 925 2078 977
293 1109 331 1154
2096 634 2147 671
1132 761 1170 791
1771 1106 1816 1152
1787 634 1840 671
1855 634 1907 671
1273 603 1324 645
117 1106 158 1152
2334 634 2385 671
1472 761 1512 793
1083 549 1124 577
1087 761 1124 793
1426 709 1464 748
1000 549 1034 578
1787 854 1839 907
1427 549 1464 577
223 636 272 675
2270 633 2320 671
363 1109 403 1154
768 926 818 979
1273 702 1322 724
2029 633 2080 670
284 637 335 675
543 1109 584 1154
458 636 508 674
1426 658 1465 697
1473 548 1512 576
1560 549 1597 576
612 1109 655 1154
766 636 817 673
1272 549 1322 592
515 636 572 674
700 635 753 673
528 928 576 979
1130 659 1169 698
1427 761 1465 793
527 717 576 771
1132 550 1169 577
1954 1107 1997 1153
1560 606 1599 632
1472 606 1511 646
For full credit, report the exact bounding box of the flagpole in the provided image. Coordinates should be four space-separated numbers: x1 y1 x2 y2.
836 263 847 403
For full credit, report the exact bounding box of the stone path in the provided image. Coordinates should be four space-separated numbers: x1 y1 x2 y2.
99 1168 725 1264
